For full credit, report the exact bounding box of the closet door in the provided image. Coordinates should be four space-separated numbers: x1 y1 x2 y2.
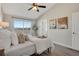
42 19 47 36
72 12 79 50
37 19 48 37
37 19 43 36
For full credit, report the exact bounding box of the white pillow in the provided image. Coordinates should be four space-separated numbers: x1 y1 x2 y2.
11 31 19 46
0 29 11 49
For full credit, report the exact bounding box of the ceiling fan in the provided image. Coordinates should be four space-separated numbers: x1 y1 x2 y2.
28 3 46 12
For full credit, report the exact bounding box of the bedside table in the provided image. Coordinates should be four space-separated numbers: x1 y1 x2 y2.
0 48 5 56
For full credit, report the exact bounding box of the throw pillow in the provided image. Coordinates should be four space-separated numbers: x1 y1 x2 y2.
17 33 26 44
24 34 29 41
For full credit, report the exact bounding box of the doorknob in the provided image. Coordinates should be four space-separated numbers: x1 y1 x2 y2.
72 32 77 34
72 32 75 34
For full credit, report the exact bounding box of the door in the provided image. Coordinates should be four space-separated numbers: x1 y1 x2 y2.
72 12 79 50
42 19 48 36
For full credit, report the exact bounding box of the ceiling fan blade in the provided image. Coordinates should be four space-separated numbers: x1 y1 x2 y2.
28 7 33 11
38 5 46 8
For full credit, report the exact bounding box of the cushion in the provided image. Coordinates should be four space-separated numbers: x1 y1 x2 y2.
24 34 29 41
5 41 35 56
11 31 19 46
17 32 29 44
17 33 26 44
0 29 11 49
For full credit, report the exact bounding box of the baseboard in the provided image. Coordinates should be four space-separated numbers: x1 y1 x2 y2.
53 41 79 51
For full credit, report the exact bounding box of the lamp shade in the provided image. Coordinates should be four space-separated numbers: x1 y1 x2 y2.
0 21 9 28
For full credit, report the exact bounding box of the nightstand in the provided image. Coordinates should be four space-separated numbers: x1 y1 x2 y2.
0 48 5 56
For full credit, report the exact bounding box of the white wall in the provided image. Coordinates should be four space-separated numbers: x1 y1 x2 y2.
0 4 3 20
48 29 72 47
37 3 79 47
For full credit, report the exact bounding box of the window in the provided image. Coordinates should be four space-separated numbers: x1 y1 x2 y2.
24 20 32 28
13 18 32 29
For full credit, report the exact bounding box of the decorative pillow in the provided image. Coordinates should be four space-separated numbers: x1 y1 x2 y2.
11 31 19 46
17 32 30 44
17 33 26 44
24 34 29 41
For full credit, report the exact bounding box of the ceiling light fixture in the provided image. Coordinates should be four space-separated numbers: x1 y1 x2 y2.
32 6 37 10
28 3 46 12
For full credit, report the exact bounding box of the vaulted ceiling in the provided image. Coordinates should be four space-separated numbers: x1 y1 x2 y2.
2 3 55 20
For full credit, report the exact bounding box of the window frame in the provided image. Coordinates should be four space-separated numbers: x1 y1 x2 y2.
13 18 32 29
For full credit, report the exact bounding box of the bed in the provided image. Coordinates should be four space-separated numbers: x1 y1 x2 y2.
28 35 51 54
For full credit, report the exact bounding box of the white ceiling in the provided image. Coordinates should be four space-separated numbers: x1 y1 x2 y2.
2 3 55 20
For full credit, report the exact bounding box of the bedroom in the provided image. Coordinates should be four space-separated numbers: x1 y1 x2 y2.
0 3 79 56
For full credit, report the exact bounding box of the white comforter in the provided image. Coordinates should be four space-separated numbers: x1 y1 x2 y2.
28 35 51 54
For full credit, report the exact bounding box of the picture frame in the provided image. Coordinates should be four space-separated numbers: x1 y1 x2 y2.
49 17 68 29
